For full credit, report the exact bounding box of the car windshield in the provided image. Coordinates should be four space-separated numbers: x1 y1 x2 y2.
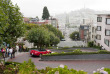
31 49 46 51
38 49 46 51
32 49 39 51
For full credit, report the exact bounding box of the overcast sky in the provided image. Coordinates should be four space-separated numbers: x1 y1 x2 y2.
11 0 110 18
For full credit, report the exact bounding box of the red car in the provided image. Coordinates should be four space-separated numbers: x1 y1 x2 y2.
30 49 51 57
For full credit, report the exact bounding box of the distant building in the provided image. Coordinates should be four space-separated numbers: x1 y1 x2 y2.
96 14 110 51
23 17 30 23
79 25 90 42
49 17 59 28
30 18 39 23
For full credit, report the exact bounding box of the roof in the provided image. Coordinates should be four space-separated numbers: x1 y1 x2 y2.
96 13 110 16
24 17 30 22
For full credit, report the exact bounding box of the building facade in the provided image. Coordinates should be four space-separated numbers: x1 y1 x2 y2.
96 14 110 51
79 25 90 42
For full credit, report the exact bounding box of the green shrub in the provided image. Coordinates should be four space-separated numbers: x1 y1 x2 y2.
18 59 37 74
73 49 82 53
46 65 87 74
93 67 110 74
47 47 53 49
5 62 21 66
104 68 110 74
0 60 19 74
88 41 94 47
98 50 110 54
63 46 70 49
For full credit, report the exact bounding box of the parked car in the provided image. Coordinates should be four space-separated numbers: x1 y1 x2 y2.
61 39 66 41
30 49 51 57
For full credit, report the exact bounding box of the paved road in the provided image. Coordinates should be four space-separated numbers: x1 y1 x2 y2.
58 41 86 47
8 52 110 74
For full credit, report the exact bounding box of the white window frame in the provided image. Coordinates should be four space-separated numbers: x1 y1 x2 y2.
106 18 110 25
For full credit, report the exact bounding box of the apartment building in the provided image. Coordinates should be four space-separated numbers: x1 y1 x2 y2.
96 14 110 51
89 24 97 42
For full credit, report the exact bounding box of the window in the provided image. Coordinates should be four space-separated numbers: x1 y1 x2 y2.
96 35 101 40
92 27 94 32
106 18 110 25
97 17 102 22
105 29 110 36
104 39 109 46
84 26 88 29
84 31 87 36
92 35 93 38
97 26 101 31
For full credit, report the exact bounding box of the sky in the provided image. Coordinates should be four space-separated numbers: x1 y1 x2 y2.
11 0 110 18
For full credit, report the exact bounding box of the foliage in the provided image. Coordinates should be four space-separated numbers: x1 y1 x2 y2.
44 49 110 56
25 23 39 30
0 59 87 74
26 25 61 49
42 6 50 20
46 65 87 74
93 67 109 74
18 59 37 74
88 41 94 47
5 62 21 66
69 31 80 40
45 24 64 40
73 49 82 53
0 0 25 46
27 27 50 49
49 32 59 46
47 47 54 49
0 60 19 74
98 50 110 54
104 68 110 74
63 46 70 49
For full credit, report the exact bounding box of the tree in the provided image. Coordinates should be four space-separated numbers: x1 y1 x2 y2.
42 6 50 20
45 24 64 40
0 0 25 46
27 27 50 49
69 31 80 41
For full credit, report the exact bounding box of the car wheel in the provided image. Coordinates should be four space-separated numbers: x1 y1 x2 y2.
39 54 42 57
49 52 51 54
31 53 34 56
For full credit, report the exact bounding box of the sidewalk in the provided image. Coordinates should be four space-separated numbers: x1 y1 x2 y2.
0 52 26 62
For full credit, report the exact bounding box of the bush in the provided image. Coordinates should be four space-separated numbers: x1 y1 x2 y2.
5 62 21 66
88 41 94 47
93 67 110 74
104 68 110 74
18 59 37 74
98 50 110 54
63 46 70 49
73 49 82 53
47 47 53 49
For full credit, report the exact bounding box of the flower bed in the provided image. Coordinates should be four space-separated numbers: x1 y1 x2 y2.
0 59 110 74
0 59 87 74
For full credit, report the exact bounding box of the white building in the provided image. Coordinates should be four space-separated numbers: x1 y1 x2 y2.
96 14 110 51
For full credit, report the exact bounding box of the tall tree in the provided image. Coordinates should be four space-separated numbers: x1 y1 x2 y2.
0 0 25 45
27 27 50 49
69 31 80 41
42 6 50 20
